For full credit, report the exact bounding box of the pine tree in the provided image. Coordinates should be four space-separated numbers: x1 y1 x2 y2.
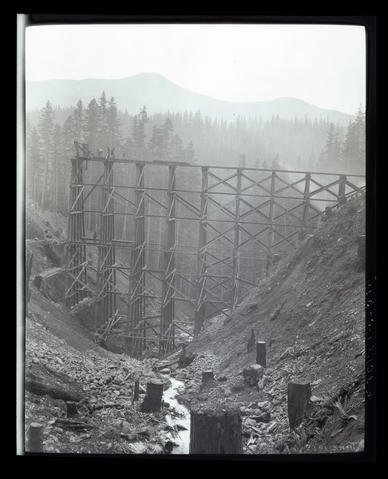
319 123 342 170
62 114 77 209
170 133 184 161
73 100 84 143
52 124 64 213
85 98 99 154
26 127 42 206
342 108 365 173
98 91 109 152
107 97 121 151
133 106 148 160
38 101 55 209
185 140 195 163
353 107 366 172
149 125 164 158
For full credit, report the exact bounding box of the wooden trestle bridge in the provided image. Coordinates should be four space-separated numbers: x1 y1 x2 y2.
65 142 365 358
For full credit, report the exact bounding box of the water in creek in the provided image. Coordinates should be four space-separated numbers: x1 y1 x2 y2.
162 375 191 454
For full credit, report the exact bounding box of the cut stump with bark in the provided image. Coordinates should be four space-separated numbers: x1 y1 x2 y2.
140 381 164 412
256 341 267 368
201 370 215 387
27 422 43 453
66 401 77 418
190 406 242 454
287 382 311 430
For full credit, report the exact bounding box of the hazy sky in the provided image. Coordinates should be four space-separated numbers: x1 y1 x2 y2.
26 24 365 114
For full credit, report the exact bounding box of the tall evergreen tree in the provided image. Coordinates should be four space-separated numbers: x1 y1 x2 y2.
97 91 109 152
319 123 342 170
185 140 195 163
107 97 121 151
73 100 84 143
38 101 55 209
342 108 365 173
85 98 100 154
26 127 42 206
52 124 64 213
133 106 148 160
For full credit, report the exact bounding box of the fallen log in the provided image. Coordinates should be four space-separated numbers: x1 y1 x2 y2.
25 363 85 402
54 418 93 430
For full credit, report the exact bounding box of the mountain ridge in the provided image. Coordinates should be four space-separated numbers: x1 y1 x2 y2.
26 73 352 124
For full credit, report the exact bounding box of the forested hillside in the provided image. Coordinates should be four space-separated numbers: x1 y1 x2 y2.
26 92 365 216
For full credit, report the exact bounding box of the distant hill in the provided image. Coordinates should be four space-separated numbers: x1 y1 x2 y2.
26 73 352 124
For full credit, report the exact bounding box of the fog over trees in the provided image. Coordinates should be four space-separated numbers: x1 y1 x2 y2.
26 91 365 216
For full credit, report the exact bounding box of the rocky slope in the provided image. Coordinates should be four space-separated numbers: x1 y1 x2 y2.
177 194 365 454
24 206 183 454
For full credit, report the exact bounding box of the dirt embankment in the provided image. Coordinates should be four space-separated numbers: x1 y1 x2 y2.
179 195 365 453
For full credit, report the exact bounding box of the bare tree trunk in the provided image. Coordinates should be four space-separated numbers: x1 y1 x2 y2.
41 153 49 210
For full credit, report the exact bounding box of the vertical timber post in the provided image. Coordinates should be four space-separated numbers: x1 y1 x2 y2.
338 175 347 205
194 167 208 336
129 163 146 358
300 172 311 241
95 148 116 336
231 168 242 309
266 170 276 277
160 165 176 357
66 142 87 308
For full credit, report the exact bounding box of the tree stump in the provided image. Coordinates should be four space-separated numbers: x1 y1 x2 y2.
140 381 163 412
202 370 214 384
256 341 267 368
190 406 242 454
287 382 311 430
200 370 216 391
27 422 43 453
66 401 77 418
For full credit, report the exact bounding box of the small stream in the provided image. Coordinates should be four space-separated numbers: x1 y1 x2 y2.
162 375 191 454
